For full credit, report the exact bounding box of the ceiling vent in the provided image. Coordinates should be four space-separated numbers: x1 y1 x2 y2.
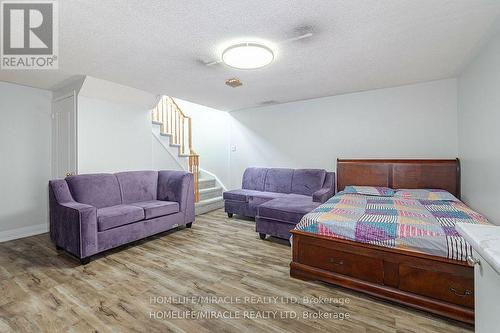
225 78 243 88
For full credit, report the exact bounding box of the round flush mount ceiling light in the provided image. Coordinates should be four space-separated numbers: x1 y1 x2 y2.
222 42 274 70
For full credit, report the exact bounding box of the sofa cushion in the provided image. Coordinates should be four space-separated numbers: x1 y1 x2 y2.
223 189 287 202
257 197 321 225
264 168 294 194
67 174 122 208
116 171 158 204
287 193 314 200
130 200 179 219
97 205 145 231
291 169 326 196
242 167 268 191
223 189 250 202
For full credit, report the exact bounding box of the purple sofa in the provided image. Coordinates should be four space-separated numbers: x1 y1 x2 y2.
49 170 195 264
224 167 335 240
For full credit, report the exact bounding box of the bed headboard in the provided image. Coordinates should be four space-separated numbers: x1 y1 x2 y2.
336 159 461 199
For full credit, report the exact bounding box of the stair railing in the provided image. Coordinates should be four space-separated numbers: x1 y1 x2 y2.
152 96 200 202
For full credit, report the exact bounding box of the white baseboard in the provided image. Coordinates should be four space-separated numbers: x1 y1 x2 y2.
0 224 48 243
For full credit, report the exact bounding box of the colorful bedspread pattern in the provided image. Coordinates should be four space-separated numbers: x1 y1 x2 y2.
295 193 489 261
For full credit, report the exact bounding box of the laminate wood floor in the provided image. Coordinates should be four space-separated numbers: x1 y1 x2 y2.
0 209 473 333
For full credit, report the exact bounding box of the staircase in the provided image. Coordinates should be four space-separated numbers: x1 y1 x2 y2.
196 174 224 215
151 96 224 215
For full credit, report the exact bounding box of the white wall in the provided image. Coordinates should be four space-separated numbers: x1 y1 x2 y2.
174 98 231 188
52 76 85 100
77 77 158 173
229 79 458 189
458 28 500 225
151 131 186 171
77 96 154 173
0 82 52 240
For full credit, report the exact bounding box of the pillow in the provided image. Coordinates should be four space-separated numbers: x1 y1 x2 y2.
344 186 395 197
394 189 459 201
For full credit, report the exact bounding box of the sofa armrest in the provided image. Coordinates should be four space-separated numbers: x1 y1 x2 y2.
157 171 195 224
313 187 335 203
49 181 98 259
313 171 336 203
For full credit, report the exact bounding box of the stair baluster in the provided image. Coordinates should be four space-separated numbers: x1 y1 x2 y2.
152 96 200 202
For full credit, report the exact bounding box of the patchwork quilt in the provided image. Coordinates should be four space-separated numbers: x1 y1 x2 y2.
294 192 490 261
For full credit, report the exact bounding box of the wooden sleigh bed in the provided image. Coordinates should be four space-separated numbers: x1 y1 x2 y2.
290 159 475 324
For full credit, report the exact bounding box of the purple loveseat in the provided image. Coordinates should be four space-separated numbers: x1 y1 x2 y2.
49 170 195 264
224 167 335 240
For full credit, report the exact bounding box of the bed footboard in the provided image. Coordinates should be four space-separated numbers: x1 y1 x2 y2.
290 230 474 325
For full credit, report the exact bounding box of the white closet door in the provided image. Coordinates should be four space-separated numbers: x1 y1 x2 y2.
52 92 77 179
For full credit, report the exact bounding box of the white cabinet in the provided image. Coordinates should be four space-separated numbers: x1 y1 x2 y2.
457 224 500 333
473 250 500 333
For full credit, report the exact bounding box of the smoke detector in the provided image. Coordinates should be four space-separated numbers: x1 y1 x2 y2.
225 78 243 88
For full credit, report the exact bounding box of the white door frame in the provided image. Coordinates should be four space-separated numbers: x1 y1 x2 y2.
52 90 78 178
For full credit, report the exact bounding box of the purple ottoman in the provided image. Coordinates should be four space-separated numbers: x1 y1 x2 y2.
255 196 321 240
